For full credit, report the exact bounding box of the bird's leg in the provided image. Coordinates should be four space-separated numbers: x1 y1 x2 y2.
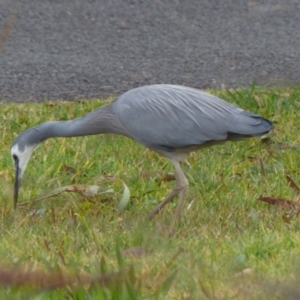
173 160 189 220
147 186 180 219
147 160 189 220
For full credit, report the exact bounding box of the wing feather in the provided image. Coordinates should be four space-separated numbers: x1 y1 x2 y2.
113 85 272 151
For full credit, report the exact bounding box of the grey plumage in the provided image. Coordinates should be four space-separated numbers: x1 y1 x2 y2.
113 85 272 152
11 84 274 217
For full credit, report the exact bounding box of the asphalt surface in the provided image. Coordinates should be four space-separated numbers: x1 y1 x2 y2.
0 0 299 101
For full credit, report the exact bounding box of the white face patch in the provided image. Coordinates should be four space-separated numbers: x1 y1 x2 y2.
11 143 38 179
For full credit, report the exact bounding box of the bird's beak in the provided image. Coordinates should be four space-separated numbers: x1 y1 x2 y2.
13 158 21 210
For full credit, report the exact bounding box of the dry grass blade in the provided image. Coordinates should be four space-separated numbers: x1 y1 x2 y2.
0 0 21 51
258 195 300 209
17 184 94 207
98 174 117 182
164 248 184 270
254 95 263 107
286 175 300 193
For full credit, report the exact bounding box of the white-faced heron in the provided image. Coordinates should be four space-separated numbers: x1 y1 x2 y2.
11 84 273 219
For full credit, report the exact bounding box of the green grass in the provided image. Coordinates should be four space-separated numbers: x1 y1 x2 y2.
1 86 300 299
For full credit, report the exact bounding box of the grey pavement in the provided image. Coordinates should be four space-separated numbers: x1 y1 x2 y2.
0 0 299 101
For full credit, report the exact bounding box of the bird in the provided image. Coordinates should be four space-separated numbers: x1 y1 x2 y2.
11 84 274 219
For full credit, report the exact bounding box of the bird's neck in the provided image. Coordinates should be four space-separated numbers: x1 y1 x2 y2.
29 104 129 143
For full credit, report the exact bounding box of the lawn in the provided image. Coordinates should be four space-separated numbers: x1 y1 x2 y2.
0 86 300 299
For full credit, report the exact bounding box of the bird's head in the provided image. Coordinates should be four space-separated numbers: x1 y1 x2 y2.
11 121 64 209
11 132 39 209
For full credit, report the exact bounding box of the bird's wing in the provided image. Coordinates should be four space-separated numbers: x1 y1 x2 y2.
113 85 272 151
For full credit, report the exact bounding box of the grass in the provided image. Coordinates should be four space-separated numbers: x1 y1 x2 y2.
1 86 300 299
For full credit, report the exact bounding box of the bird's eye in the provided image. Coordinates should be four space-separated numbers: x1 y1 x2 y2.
12 154 18 161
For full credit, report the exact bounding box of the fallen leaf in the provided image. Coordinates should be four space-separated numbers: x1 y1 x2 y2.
154 173 176 185
141 172 176 182
98 174 117 182
63 185 87 192
0 267 123 289
160 173 176 182
282 214 291 224
121 247 151 258
46 102 58 107
84 185 100 197
234 268 254 277
258 195 299 209
276 142 298 149
28 208 47 217
258 158 265 177
140 172 153 179
60 164 77 174
117 181 130 212
105 175 117 182
261 137 273 146
260 138 297 149
286 175 300 193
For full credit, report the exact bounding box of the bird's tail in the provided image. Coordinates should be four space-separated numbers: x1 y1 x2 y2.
227 116 274 140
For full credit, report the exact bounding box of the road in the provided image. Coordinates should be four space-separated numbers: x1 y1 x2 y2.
0 0 299 101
